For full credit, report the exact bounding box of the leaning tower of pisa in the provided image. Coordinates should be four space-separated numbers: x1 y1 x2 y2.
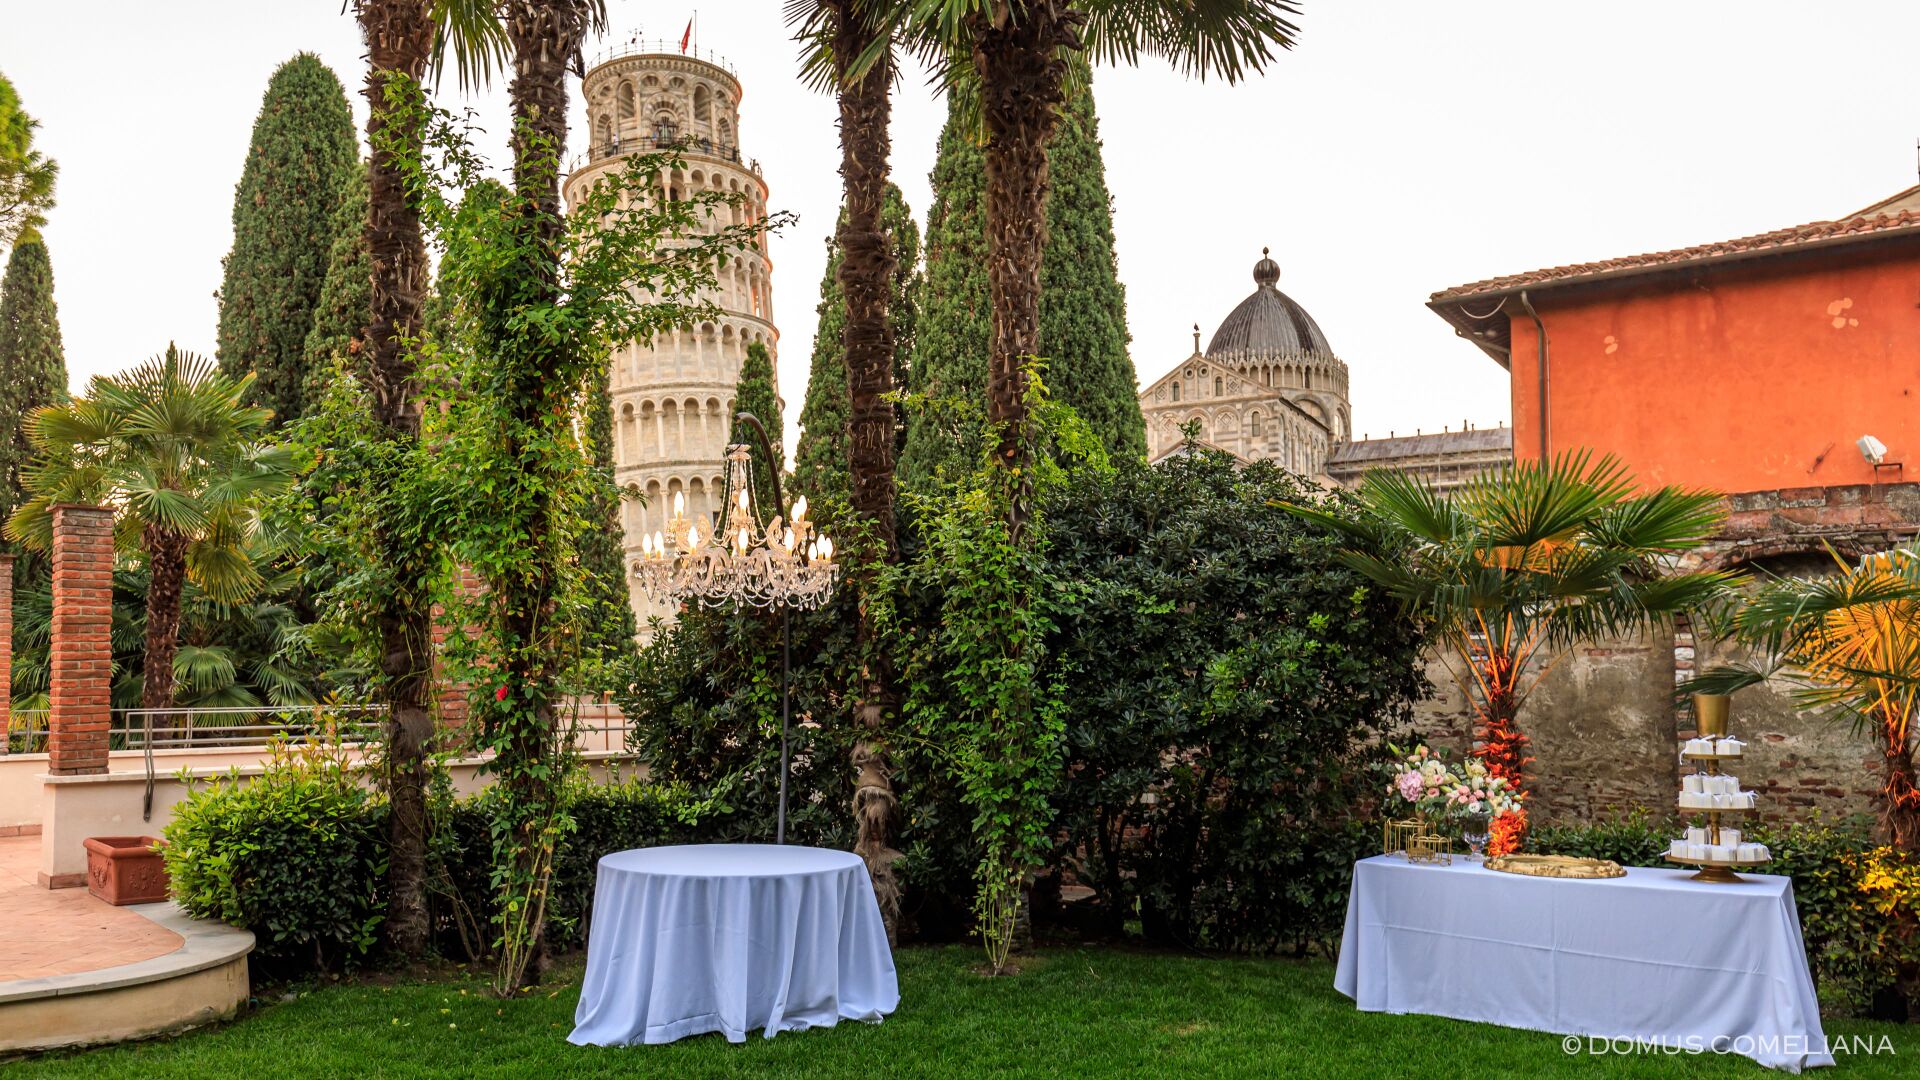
563 42 778 633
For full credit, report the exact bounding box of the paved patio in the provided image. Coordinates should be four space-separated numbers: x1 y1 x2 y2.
0 835 182 982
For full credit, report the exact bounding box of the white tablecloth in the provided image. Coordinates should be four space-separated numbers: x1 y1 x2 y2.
569 844 899 1045
1334 855 1832 1072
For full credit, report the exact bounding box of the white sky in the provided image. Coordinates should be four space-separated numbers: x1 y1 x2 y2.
9 1 1920 456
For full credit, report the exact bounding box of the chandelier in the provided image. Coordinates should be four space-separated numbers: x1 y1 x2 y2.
630 415 840 845
633 442 838 611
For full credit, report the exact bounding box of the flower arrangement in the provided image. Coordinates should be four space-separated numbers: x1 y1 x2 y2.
1489 806 1528 858
1383 744 1524 821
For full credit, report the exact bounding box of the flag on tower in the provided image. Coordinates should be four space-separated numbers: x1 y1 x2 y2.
679 19 692 53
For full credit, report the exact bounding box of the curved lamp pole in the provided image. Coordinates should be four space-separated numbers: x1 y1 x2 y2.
734 412 794 845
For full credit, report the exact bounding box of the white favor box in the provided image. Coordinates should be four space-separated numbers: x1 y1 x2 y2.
1686 826 1708 845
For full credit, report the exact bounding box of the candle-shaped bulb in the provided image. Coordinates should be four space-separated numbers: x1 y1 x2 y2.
807 540 818 560
736 526 749 553
783 527 795 550
791 495 808 522
673 490 685 516
641 533 652 555
737 489 749 511
688 524 700 548
653 529 664 553
820 536 834 561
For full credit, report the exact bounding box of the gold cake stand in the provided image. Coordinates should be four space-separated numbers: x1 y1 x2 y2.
1670 695 1770 884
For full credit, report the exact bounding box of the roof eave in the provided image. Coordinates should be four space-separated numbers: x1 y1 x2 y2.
1428 223 1920 368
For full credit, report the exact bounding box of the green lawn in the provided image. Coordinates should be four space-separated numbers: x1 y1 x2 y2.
15 946 1916 1078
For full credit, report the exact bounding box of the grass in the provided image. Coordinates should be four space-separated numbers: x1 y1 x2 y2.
14 945 1917 1078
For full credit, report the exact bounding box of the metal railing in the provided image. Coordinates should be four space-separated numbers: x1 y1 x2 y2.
583 39 738 79
115 705 387 751
2 701 634 823
2 702 630 756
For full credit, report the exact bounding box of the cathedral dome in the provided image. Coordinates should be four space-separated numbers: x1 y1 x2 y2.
1204 248 1333 360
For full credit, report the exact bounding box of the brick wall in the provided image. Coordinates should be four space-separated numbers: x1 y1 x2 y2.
48 505 114 776
431 563 486 736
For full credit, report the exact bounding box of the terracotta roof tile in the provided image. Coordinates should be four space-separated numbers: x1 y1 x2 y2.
1431 209 1920 303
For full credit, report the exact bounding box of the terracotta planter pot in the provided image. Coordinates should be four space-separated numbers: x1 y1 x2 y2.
83 835 170 906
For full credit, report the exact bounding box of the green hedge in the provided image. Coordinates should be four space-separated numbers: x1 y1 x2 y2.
164 753 707 978
1532 812 1919 1018
432 774 707 957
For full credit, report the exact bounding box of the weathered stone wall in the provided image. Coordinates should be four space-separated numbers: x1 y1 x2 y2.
1412 628 1882 827
1692 639 1881 824
1411 631 1678 824
1406 481 1917 829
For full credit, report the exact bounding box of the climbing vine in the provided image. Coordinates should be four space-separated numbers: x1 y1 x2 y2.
371 80 786 992
891 366 1104 973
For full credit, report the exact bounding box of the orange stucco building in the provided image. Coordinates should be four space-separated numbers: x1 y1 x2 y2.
1429 189 1920 494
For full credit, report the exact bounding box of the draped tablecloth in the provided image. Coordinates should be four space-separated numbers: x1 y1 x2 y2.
570 845 899 1046
1334 856 1832 1073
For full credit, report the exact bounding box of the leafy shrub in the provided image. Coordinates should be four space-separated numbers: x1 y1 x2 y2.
1527 809 1673 868
1040 451 1429 954
612 513 980 942
162 740 387 975
431 774 712 957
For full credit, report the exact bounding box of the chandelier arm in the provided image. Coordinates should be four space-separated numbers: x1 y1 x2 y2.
734 410 786 526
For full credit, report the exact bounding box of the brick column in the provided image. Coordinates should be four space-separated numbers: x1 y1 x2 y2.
0 553 12 757
48 505 114 776
430 563 486 737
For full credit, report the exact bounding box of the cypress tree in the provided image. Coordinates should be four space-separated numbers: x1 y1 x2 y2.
793 183 919 515
901 76 1143 488
0 233 66 516
215 53 358 428
729 341 784 512
898 98 991 493
1039 78 1146 462
299 160 371 404
579 360 636 658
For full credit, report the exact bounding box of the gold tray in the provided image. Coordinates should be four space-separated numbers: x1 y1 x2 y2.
1485 854 1626 879
1681 751 1743 762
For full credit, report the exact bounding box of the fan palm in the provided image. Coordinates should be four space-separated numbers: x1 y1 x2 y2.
788 0 907 935
1691 544 1920 851
864 0 1303 540
6 346 291 711
1284 451 1731 834
351 0 507 958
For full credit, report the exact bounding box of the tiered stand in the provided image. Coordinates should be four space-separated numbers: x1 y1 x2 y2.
1665 693 1771 884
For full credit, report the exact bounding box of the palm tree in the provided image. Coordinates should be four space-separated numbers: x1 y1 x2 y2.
6 346 291 712
351 0 505 958
788 0 906 936
1691 544 1920 852
1284 452 1731 847
875 1 1304 541
488 0 607 992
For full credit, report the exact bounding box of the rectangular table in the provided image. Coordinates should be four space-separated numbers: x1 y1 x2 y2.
1334 855 1832 1072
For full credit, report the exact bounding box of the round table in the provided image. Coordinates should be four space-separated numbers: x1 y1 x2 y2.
568 844 899 1046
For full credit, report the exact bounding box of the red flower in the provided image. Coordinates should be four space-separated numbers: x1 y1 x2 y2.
495 685 509 701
